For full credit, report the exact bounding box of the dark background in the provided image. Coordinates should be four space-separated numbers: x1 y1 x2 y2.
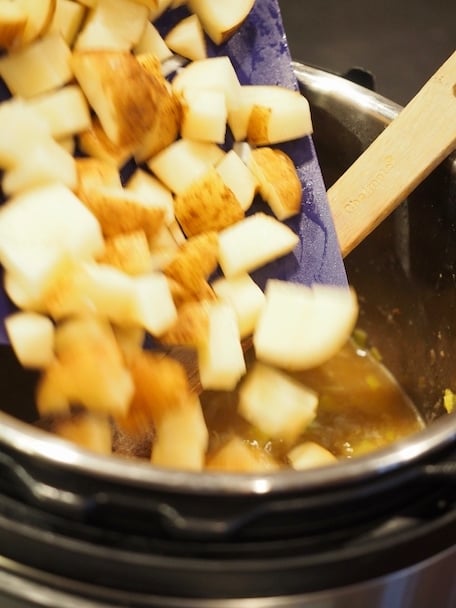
278 0 455 106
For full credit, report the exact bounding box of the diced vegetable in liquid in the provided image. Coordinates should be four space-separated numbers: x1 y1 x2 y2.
201 340 424 465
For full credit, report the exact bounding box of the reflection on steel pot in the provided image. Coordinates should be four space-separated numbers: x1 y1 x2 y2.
0 63 454 607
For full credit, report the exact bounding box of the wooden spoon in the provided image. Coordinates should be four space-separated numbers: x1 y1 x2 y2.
327 50 456 258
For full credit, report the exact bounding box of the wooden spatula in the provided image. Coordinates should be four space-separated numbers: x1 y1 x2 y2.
328 50 456 258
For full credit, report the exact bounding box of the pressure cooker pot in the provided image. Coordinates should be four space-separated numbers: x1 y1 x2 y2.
0 64 454 608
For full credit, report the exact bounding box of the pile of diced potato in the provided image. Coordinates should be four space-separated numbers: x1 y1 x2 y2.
0 0 358 472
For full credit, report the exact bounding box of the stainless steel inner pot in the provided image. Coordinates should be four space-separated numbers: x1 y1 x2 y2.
0 63 455 608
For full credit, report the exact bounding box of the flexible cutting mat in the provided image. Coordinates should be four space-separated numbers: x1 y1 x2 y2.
0 0 346 343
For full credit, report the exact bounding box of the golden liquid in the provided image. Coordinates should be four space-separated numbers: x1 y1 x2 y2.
201 340 424 464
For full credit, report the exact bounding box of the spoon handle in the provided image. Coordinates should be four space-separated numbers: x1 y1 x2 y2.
327 50 456 257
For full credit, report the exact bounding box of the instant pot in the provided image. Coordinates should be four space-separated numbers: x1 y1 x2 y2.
0 64 454 607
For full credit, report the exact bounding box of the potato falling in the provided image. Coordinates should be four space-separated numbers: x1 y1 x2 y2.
0 0 358 473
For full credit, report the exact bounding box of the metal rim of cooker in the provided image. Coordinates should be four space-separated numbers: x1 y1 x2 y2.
0 63 454 501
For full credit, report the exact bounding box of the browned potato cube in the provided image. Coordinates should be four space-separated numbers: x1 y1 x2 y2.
206 437 279 472
164 231 218 297
97 230 151 276
80 186 166 240
116 350 192 434
72 50 163 148
53 412 112 456
248 147 302 220
78 117 135 168
174 167 243 237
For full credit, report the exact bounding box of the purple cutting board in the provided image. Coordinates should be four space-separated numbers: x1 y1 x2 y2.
0 0 346 343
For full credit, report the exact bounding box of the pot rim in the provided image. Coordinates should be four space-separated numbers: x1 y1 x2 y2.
0 64 455 497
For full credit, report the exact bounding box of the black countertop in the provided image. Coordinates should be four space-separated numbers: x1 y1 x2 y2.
278 0 455 106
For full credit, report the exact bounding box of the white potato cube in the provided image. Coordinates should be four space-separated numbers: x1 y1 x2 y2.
44 261 134 321
238 362 318 444
130 273 178 337
148 139 224 195
164 13 207 62
134 22 172 61
180 88 227 144
0 32 72 98
51 0 87 45
28 85 91 140
198 303 246 390
288 442 337 470
212 274 265 338
229 85 313 145
254 280 359 370
5 312 54 369
151 396 208 471
172 56 242 113
54 413 112 456
38 316 134 418
126 169 174 225
75 0 149 51
187 0 255 45
0 183 104 266
218 212 299 278
0 244 70 311
0 98 50 168
216 149 258 211
2 139 77 196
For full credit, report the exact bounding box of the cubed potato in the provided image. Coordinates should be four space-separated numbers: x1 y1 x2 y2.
180 88 227 144
5 311 54 368
37 316 134 418
148 139 224 195
212 273 265 338
163 231 219 297
215 149 258 211
217 212 299 277
53 413 112 456
0 183 104 268
0 32 72 98
78 117 134 169
186 0 255 45
28 85 91 140
164 13 206 61
151 395 208 471
126 169 175 225
287 442 337 470
78 185 166 240
117 350 192 433
248 147 302 220
160 300 210 347
74 0 149 51
97 230 152 275
238 362 318 444
198 303 246 390
174 167 244 237
254 280 359 370
135 21 172 61
72 50 162 148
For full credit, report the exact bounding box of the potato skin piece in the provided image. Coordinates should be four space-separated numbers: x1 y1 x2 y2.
72 51 162 148
248 147 301 220
135 53 182 162
116 350 192 434
164 231 218 297
174 168 243 237
79 187 165 240
161 300 210 347
97 229 151 275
